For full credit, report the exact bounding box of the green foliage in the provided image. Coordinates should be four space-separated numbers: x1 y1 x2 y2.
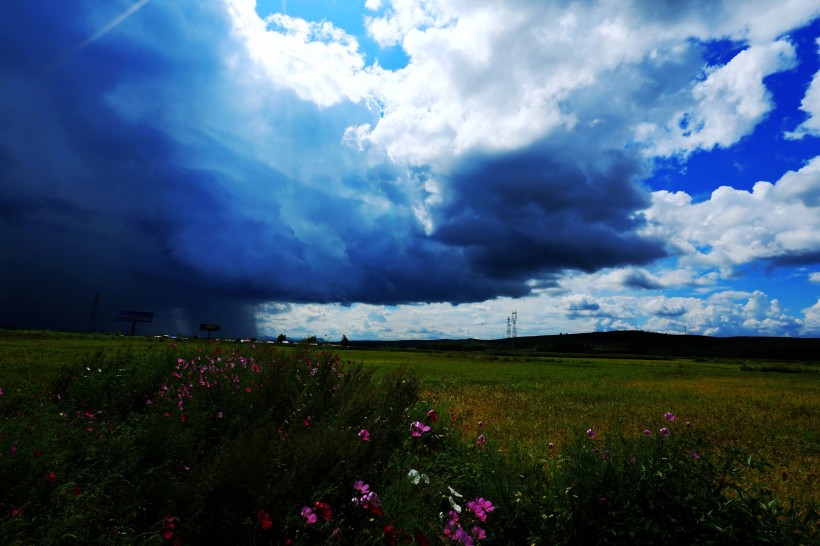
0 336 816 545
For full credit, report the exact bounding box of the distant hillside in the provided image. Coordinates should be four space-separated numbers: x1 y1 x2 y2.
350 330 820 360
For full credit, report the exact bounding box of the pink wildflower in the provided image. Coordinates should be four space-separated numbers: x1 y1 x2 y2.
301 506 317 524
586 428 596 440
664 412 676 422
410 420 430 437
427 409 439 422
161 517 176 540
471 526 487 540
358 429 370 441
466 498 494 522
476 434 486 447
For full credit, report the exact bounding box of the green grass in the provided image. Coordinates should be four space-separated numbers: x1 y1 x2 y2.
0 332 817 544
337 348 819 506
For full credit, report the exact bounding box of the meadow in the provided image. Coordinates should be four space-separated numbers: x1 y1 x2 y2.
0 330 817 544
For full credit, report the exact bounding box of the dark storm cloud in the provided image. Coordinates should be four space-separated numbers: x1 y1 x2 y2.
0 1 259 336
433 141 667 280
0 1 669 335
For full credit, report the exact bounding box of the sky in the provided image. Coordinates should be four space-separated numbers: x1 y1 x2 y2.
1 0 819 340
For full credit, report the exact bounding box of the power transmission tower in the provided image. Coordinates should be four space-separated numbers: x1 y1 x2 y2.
506 316 511 339
511 311 517 338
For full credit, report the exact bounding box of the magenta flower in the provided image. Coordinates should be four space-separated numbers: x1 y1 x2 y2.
642 428 651 437
358 428 370 441
453 528 474 545
476 434 486 447
471 526 486 540
690 451 702 459
353 480 369 493
664 412 676 422
301 506 317 524
659 427 671 437
410 420 431 437
478 420 485 428
466 498 494 522
586 428 596 440
427 409 439 422
686 420 692 428
548 442 555 450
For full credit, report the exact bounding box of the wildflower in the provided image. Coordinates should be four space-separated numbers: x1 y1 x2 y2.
586 428 596 440
301 506 317 524
478 420 485 428
443 510 460 537
314 501 332 522
383 524 397 546
664 412 676 422
257 509 273 531
642 428 651 437
686 420 692 428
217 411 223 419
161 517 176 540
354 480 369 493
427 409 439 422
690 452 702 459
471 526 487 540
0 387 4 396
466 498 494 522
358 428 370 441
453 527 474 545
448 496 462 513
548 442 555 450
659 427 671 437
410 420 430 437
408 469 429 484
304 415 311 426
34 449 43 458
47 472 57 482
11 507 21 517
476 434 486 447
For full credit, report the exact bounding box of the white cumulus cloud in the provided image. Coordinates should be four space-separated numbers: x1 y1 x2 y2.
786 38 820 139
644 156 820 269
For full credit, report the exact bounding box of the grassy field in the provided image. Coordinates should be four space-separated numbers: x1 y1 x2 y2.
340 348 819 506
1 330 818 543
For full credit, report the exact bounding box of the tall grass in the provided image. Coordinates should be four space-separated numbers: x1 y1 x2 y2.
0 336 816 544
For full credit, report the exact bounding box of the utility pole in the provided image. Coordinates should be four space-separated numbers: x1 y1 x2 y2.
87 293 100 333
